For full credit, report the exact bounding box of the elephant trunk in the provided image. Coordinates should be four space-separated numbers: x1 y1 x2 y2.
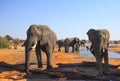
24 37 37 74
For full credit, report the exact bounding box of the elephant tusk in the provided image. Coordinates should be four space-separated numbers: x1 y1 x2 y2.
102 49 105 52
31 44 37 49
90 48 94 52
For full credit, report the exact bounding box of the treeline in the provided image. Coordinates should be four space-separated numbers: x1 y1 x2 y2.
0 34 120 49
0 35 24 49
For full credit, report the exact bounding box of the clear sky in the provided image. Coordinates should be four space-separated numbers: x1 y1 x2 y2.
1 0 120 40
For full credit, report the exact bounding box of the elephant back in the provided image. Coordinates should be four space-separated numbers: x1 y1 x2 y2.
64 37 80 46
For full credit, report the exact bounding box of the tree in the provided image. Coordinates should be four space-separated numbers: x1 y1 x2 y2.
4 35 13 41
0 36 10 48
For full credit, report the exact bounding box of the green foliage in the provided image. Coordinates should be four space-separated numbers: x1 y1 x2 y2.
0 36 10 48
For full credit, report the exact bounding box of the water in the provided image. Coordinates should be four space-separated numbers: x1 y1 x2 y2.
69 43 120 58
79 48 120 59
79 43 120 58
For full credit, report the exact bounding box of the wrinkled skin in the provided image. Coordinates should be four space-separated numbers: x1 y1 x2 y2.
64 37 80 53
24 24 57 74
87 29 110 76
56 39 64 52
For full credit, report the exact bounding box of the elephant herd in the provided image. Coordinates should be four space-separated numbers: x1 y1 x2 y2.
23 24 110 77
56 37 81 53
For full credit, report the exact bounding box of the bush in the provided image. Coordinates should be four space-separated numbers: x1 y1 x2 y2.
0 36 10 48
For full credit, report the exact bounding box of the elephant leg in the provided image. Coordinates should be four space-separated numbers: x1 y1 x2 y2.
103 49 109 71
45 45 52 69
58 46 61 52
35 45 42 68
25 49 32 75
96 54 103 76
91 49 97 58
65 46 69 53
72 46 75 52
46 53 52 69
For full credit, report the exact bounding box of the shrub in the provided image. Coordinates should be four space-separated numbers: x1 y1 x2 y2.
0 36 10 48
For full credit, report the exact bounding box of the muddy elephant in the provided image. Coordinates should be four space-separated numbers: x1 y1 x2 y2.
64 37 80 53
56 39 64 52
87 29 110 76
24 24 57 74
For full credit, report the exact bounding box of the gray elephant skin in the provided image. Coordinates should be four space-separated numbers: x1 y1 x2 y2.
64 37 80 53
56 39 64 52
87 29 110 76
24 24 57 74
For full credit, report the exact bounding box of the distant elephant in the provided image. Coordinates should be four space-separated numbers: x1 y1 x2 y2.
24 24 57 74
79 40 86 46
56 39 64 52
64 37 80 53
87 29 110 76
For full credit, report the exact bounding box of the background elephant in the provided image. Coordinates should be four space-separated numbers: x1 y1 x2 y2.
64 37 80 53
79 40 86 46
87 29 110 76
56 39 64 52
24 24 57 74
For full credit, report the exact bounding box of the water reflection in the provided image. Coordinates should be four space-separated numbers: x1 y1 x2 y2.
79 48 120 59
81 43 120 58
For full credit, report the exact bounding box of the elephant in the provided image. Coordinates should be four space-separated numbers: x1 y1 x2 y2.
87 29 110 76
56 39 64 52
64 37 80 53
24 24 57 74
79 40 86 46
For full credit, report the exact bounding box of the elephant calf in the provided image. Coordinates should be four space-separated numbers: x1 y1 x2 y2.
87 29 110 77
24 24 57 74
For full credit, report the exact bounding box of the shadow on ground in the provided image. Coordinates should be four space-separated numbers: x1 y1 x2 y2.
0 62 120 80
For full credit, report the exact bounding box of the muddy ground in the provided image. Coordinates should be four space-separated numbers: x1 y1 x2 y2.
0 46 120 81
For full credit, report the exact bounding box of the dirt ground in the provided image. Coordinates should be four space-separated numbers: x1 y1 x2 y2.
0 46 120 81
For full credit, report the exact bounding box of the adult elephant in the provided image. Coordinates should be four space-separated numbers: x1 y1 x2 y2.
87 29 110 76
64 37 80 53
56 39 64 52
24 24 57 74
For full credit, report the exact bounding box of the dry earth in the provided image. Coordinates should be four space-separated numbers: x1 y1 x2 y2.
0 46 120 81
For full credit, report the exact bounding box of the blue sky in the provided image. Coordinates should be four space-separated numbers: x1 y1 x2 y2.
0 0 120 40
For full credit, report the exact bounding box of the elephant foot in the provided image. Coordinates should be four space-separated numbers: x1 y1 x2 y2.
25 67 32 75
72 50 74 52
58 49 61 52
65 51 69 53
97 70 104 78
47 65 52 69
38 65 43 68
26 71 32 75
103 69 110 74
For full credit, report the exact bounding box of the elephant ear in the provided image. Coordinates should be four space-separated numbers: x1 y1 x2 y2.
75 37 79 43
40 26 50 45
100 31 106 52
100 33 105 41
87 29 96 41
